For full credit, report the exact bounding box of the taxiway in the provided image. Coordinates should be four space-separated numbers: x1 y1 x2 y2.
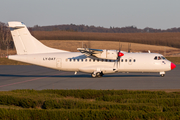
0 65 179 90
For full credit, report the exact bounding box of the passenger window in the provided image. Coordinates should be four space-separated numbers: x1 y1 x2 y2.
85 59 87 62
70 59 72 62
73 59 75 62
125 59 127 62
134 59 136 62
154 56 157 60
81 59 83 62
77 59 79 62
129 59 131 62
97 59 99 62
121 59 123 62
93 59 95 62
89 59 91 62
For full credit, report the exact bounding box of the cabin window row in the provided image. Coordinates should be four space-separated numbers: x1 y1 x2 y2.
66 59 136 62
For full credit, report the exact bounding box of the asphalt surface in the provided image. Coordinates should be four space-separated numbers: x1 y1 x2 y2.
0 65 179 90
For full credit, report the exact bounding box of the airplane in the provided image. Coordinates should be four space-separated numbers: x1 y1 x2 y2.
7 21 176 78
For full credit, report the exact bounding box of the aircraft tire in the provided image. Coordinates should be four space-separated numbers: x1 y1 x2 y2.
96 72 102 78
160 74 165 77
91 73 97 78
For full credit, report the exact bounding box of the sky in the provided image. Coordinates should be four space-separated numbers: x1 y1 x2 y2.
0 0 180 29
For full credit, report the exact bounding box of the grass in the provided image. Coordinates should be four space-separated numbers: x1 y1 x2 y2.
1 40 180 56
40 40 180 56
32 31 180 49
0 89 180 119
0 58 29 65
166 57 180 64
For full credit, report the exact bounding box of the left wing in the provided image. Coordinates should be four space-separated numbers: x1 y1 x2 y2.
77 48 118 60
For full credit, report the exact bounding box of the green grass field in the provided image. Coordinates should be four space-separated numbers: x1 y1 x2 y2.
0 90 180 119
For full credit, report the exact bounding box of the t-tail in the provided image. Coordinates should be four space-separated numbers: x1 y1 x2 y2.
8 21 67 55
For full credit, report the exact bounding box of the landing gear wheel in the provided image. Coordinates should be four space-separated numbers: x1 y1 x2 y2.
160 72 165 77
96 72 102 78
91 73 96 78
160 74 165 77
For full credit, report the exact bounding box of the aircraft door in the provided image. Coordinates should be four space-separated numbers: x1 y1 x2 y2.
56 58 62 69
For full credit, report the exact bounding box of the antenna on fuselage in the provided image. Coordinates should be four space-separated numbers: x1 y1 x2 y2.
128 43 131 53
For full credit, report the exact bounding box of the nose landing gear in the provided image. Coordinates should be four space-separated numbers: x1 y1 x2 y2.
160 72 165 77
160 74 165 77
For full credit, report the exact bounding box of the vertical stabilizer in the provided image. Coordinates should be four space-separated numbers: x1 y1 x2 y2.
8 21 67 55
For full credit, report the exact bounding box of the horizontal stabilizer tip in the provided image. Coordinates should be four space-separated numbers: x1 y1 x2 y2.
8 21 25 28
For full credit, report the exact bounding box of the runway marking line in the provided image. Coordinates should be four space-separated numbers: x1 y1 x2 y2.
0 72 65 88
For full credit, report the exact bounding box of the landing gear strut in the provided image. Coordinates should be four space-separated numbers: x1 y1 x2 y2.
160 72 165 77
91 72 103 78
91 73 96 78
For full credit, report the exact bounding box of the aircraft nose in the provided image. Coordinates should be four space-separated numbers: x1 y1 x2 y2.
171 62 176 70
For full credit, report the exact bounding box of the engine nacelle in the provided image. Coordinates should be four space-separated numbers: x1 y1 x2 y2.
94 50 117 60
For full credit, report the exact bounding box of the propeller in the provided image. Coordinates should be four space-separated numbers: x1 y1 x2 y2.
114 42 124 71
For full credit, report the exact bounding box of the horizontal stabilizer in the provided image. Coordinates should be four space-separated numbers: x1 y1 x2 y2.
8 22 25 28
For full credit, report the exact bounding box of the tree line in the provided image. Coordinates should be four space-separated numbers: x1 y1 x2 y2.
31 24 180 33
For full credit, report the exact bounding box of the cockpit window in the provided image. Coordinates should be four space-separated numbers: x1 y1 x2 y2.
161 56 166 60
158 56 161 60
154 56 157 60
154 56 166 60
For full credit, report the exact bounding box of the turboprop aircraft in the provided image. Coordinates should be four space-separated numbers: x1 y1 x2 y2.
7 21 176 78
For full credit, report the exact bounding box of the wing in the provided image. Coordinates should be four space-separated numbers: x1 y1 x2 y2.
77 48 118 60
77 48 103 56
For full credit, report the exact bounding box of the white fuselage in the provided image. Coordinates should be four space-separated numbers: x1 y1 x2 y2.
8 52 172 74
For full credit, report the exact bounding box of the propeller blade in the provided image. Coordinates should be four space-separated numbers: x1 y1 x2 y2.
114 41 124 71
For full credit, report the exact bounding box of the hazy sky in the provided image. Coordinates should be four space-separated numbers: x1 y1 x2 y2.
0 0 180 29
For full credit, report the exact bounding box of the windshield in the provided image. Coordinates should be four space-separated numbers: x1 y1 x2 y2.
154 56 166 60
161 56 166 60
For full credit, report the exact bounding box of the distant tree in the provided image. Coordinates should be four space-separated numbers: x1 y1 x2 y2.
0 22 13 50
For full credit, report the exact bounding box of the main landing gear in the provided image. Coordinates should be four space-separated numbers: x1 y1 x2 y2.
91 72 103 78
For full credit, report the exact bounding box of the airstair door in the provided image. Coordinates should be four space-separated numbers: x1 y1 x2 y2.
56 58 62 69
